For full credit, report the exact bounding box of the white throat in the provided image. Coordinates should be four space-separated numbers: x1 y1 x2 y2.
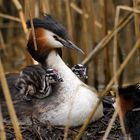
45 50 81 84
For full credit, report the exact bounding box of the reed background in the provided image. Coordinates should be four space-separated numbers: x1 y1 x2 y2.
1 0 140 140
0 0 140 90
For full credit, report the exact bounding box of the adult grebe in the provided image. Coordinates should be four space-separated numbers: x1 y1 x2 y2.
26 14 103 126
1 15 103 126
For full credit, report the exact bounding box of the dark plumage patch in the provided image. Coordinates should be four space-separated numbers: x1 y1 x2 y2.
27 41 47 63
118 83 140 119
118 83 140 138
118 83 140 100
125 111 140 139
26 15 69 40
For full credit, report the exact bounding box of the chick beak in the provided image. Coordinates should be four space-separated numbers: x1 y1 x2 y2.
58 39 84 54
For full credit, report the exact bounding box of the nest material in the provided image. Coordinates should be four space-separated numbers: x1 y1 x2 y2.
5 97 122 140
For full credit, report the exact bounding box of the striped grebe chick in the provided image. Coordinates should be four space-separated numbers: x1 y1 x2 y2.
71 64 88 79
15 65 63 101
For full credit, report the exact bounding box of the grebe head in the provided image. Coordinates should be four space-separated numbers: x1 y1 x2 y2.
26 14 84 63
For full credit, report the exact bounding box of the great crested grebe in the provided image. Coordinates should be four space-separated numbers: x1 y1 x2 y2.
117 83 140 139
26 14 103 126
1 15 103 127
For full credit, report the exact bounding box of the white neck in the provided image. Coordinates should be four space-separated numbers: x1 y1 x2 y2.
39 50 103 126
45 50 81 84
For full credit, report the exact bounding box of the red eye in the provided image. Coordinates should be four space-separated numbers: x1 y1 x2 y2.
53 35 59 41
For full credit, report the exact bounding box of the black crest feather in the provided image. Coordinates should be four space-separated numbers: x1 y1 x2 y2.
26 14 68 40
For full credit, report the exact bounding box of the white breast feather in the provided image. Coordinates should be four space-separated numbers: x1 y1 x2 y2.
42 51 103 126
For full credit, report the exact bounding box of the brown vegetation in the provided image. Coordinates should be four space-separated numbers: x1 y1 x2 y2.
0 0 140 139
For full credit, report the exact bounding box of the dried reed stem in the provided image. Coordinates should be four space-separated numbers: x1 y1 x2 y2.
81 3 140 70
39 0 50 15
81 0 88 54
82 13 134 65
119 110 129 140
85 0 97 85
75 38 140 140
70 2 88 18
63 1 74 138
19 12 28 34
70 2 101 28
57 0 62 20
0 60 23 140
113 7 128 138
64 0 73 39
105 38 140 98
0 105 6 140
0 30 8 57
26 0 37 51
103 96 128 140
87 0 96 43
63 125 69 140
102 109 118 140
102 0 111 84
113 7 119 76
133 0 140 40
64 0 76 65
112 4 140 84
118 5 140 14
12 0 28 35
0 13 21 22
102 0 108 35
0 31 6 49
